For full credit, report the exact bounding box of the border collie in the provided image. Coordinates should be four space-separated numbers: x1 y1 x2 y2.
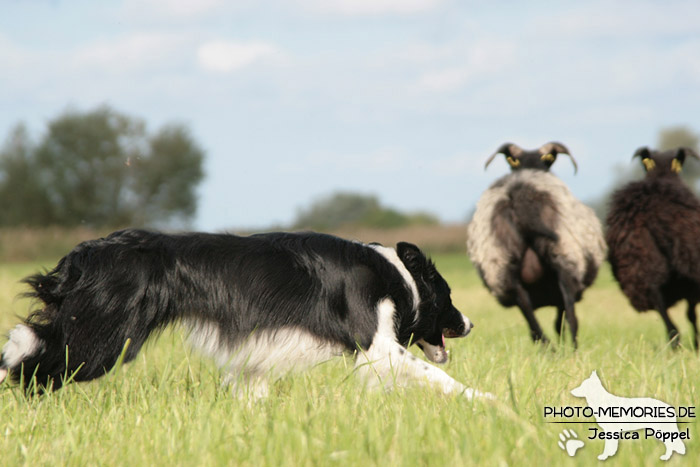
0 229 489 399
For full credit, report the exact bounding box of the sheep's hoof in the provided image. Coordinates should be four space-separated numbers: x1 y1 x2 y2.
669 332 681 350
533 335 557 352
531 332 549 343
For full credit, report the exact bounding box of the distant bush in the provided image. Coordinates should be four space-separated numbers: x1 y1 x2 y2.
293 192 439 230
325 223 468 254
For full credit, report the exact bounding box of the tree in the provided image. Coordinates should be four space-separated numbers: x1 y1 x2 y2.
130 124 205 226
293 192 439 230
0 106 205 228
0 124 52 225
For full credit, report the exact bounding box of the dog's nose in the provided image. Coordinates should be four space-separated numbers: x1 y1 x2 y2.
463 321 474 336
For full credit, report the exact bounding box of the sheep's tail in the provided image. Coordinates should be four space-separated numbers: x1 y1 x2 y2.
517 214 559 243
508 183 559 243
509 191 559 284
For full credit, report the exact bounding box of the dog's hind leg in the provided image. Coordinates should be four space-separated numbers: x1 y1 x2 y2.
0 322 79 392
191 324 344 400
224 371 270 400
0 324 45 386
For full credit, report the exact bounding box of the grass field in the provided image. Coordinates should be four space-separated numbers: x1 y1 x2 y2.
0 254 698 466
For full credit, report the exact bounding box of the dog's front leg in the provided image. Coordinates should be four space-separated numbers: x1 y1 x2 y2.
355 337 493 400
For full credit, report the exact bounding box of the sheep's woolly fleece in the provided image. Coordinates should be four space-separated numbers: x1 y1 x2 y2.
467 169 607 298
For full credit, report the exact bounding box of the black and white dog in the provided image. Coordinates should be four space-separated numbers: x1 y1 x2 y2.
0 229 489 399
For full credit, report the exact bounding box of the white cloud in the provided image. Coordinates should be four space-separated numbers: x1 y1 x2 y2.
418 67 470 92
74 33 189 73
301 0 445 16
122 0 226 19
429 152 485 175
0 34 29 68
278 147 407 173
412 40 516 92
197 41 277 73
530 0 700 40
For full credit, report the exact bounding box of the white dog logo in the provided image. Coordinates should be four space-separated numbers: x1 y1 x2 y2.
571 370 686 461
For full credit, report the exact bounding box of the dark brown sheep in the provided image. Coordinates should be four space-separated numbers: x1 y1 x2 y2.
606 147 700 349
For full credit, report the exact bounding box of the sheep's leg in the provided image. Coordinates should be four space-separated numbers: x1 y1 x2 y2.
515 283 548 343
554 307 564 337
655 297 680 348
687 301 698 351
557 278 578 349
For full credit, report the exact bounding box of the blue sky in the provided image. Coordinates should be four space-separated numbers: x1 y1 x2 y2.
2 0 699 230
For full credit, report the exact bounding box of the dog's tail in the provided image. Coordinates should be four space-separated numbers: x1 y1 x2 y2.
1 231 175 392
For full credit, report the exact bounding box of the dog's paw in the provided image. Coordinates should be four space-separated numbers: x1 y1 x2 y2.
463 388 496 400
557 429 584 457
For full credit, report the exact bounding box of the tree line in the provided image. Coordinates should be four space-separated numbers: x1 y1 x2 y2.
2 105 697 230
0 106 205 228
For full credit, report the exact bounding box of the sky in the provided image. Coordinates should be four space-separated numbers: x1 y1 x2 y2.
1 0 700 231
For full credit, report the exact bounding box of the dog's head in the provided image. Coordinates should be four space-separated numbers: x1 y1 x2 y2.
571 370 602 398
396 242 473 364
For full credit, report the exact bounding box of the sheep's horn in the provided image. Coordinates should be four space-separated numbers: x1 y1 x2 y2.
677 147 700 161
485 143 523 170
632 146 652 161
540 141 578 174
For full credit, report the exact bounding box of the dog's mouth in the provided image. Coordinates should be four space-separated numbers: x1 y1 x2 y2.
416 335 448 364
415 323 473 364
442 328 462 338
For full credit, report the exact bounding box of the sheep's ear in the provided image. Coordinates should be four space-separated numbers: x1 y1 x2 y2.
485 143 523 170
539 141 577 174
673 147 700 173
633 147 655 172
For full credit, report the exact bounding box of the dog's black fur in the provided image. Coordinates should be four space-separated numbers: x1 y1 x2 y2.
0 229 473 393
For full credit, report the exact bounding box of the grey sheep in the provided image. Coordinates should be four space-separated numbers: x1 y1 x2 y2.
467 142 606 347
606 147 700 349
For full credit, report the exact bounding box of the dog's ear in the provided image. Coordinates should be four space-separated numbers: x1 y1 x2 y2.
397 242 437 283
396 242 426 272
